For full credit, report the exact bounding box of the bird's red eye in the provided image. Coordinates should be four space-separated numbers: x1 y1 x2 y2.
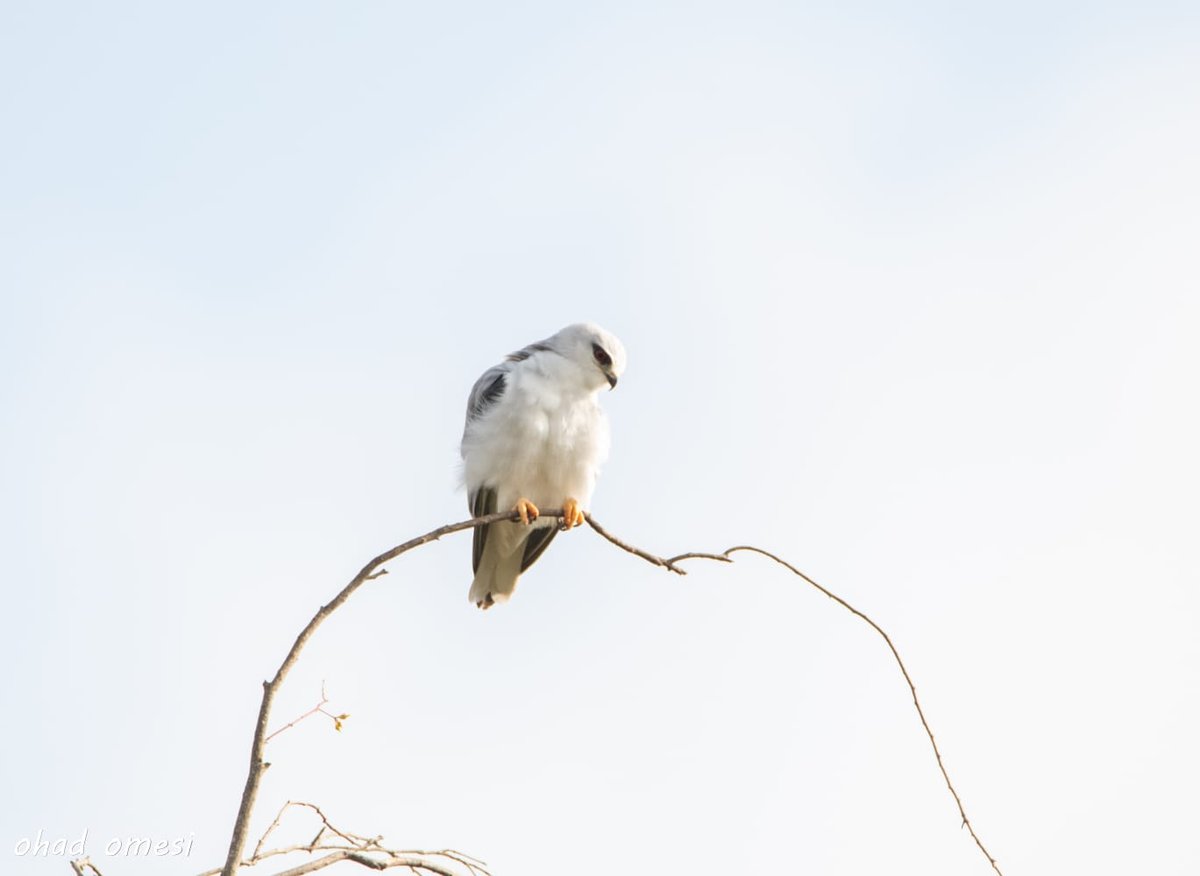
592 343 612 368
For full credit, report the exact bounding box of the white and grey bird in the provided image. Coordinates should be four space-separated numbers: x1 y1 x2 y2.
461 322 626 609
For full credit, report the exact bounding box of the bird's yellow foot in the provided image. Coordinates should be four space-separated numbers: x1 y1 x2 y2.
513 498 540 525
560 497 585 530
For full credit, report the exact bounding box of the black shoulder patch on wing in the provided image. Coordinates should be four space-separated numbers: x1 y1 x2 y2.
471 486 497 574
506 341 553 363
520 525 558 573
472 373 506 420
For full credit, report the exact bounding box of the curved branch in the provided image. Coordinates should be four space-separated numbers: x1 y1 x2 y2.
719 546 1003 875
584 521 1003 874
221 509 538 876
219 511 1003 876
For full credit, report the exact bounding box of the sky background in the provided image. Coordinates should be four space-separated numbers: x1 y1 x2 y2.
2 2 1199 875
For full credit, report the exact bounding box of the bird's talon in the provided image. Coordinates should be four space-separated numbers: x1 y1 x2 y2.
513 498 539 525
561 498 584 530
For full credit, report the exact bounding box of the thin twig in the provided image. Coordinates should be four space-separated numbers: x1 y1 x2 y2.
284 801 370 846
250 801 293 861
633 538 1003 873
719 545 1003 875
264 683 338 744
268 851 465 876
664 551 734 565
582 514 691 574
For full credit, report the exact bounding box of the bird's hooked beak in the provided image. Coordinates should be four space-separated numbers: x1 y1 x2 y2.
606 373 618 389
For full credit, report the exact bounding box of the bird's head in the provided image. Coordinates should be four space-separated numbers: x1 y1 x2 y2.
552 322 627 392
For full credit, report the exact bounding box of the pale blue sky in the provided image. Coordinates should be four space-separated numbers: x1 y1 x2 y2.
3 3 1198 875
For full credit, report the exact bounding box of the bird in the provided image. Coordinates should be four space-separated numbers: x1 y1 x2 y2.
461 322 626 609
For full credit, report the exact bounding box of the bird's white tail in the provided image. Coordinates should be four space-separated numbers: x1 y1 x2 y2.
469 522 526 609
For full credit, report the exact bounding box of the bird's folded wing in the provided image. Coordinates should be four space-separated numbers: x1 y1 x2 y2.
520 524 557 573
470 486 497 574
465 367 508 425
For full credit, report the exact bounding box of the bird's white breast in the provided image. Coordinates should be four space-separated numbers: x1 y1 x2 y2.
462 359 609 513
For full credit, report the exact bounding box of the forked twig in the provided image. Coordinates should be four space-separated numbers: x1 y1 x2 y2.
264 682 349 744
201 799 488 876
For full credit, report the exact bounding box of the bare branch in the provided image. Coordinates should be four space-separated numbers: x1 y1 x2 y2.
199 798 488 876
220 509 547 876
268 850 467 876
720 545 1003 875
250 800 294 861
264 682 344 744
610 537 1003 874
664 550 734 565
582 514 692 573
215 509 1002 876
278 801 371 847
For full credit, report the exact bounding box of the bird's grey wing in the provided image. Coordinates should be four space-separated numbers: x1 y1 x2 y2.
464 339 559 577
464 364 510 428
464 361 511 574
520 525 557 572
465 336 560 429
504 338 556 363
470 486 497 575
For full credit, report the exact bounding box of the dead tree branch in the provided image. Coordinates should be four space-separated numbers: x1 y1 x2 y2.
208 509 1001 876
718 545 1003 875
220 508 550 876
200 800 488 876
